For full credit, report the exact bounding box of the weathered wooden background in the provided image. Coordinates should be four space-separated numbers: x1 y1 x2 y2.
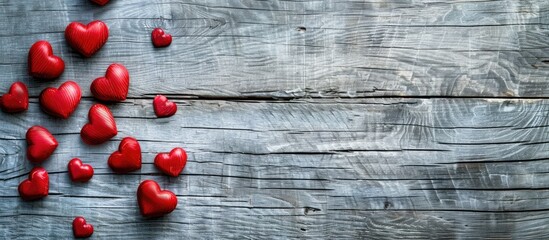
1 0 548 239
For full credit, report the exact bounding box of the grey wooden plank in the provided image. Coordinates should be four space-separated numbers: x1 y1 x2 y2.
0 0 548 98
1 98 549 239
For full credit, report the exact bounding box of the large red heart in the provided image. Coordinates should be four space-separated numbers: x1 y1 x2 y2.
154 147 187 177
28 40 65 80
72 216 94 238
39 81 82 119
0 81 28 113
26 126 58 163
80 104 117 145
90 63 129 102
65 20 109 57
90 0 109 6
151 28 172 48
137 180 177 218
153 95 177 118
68 158 94 182
18 167 49 201
108 137 141 173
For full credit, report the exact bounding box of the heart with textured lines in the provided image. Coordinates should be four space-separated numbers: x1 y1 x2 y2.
80 104 117 145
39 81 82 119
0 81 28 113
28 40 65 80
154 147 187 177
90 63 129 102
65 20 109 57
18 167 49 201
108 137 142 173
153 95 177 118
26 126 58 163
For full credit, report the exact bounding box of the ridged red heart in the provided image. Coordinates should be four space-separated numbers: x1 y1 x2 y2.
80 104 117 145
0 81 28 113
137 180 177 218
26 126 58 163
151 28 172 48
91 63 129 102
68 158 94 182
65 20 109 57
72 217 94 238
153 95 177 118
28 40 65 80
154 148 187 177
18 167 49 201
39 81 82 119
90 0 109 6
108 137 141 173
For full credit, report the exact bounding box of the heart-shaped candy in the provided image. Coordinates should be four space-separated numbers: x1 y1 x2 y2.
90 0 109 6
90 63 129 102
18 167 49 201
137 180 177 218
108 137 141 173
26 126 58 163
0 81 28 113
80 104 117 145
68 158 94 182
39 81 82 119
151 28 172 48
28 40 65 80
65 20 109 57
154 148 187 177
153 95 177 118
72 216 94 238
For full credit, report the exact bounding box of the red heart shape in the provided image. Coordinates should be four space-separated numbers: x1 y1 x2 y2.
18 167 49 201
154 148 187 177
39 81 82 119
151 28 172 48
90 0 109 6
108 137 141 173
90 63 129 102
68 158 94 182
137 180 177 218
65 20 109 57
26 126 58 163
81 104 117 145
28 40 65 80
153 95 177 118
0 81 28 113
72 216 94 238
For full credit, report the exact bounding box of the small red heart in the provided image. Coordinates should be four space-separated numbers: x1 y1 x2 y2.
28 40 65 80
72 216 94 238
108 137 141 173
153 95 177 118
39 81 82 119
151 28 172 48
90 0 109 6
91 63 129 102
137 180 177 218
0 81 28 113
26 126 58 163
18 167 49 201
68 158 94 182
154 148 187 177
65 20 109 57
80 104 117 145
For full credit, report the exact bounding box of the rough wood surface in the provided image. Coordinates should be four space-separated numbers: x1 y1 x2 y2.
1 0 549 239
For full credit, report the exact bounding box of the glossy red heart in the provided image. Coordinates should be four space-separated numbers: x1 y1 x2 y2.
108 137 141 173
26 126 58 163
90 0 109 6
68 158 94 182
154 148 187 177
65 20 109 57
151 28 172 48
137 180 177 218
91 63 129 102
153 95 177 118
72 216 94 238
39 81 82 119
18 167 49 201
0 81 28 113
81 104 117 145
28 40 65 80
